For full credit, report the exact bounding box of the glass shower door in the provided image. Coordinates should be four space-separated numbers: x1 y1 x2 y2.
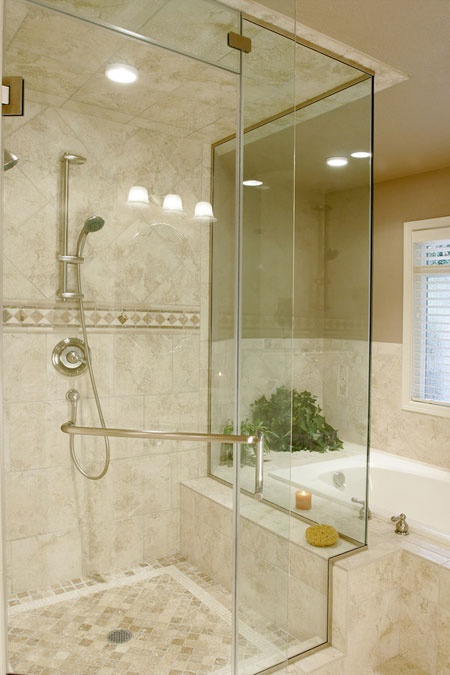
236 16 297 674
211 11 373 673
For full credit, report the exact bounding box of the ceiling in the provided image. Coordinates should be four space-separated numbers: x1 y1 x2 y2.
6 0 449 186
257 0 450 183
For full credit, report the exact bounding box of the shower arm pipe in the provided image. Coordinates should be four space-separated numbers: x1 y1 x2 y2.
61 421 264 499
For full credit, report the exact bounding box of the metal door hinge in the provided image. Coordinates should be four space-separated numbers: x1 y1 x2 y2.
2 76 24 116
227 31 252 54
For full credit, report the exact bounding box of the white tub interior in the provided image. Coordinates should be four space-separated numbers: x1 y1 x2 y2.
269 448 450 544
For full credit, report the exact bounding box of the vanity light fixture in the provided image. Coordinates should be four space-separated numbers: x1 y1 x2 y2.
243 179 263 186
326 157 348 167
351 151 371 159
127 185 149 206
193 201 217 222
162 193 184 213
127 187 215 221
105 63 138 84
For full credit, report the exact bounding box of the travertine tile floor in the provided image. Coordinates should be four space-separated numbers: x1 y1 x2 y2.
8 555 304 675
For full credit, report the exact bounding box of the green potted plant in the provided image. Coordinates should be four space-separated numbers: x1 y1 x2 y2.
222 386 342 464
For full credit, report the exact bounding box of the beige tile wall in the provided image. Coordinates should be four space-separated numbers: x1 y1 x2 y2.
179 477 346 646
3 85 212 592
371 342 450 471
328 522 450 675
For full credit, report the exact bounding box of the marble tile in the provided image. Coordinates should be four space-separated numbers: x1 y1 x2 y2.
240 517 289 571
175 448 208 488
287 575 327 642
374 655 430 674
5 470 48 540
83 515 145 576
401 550 441 603
343 548 403 600
4 399 69 471
370 342 450 470
436 606 450 674
399 587 438 673
345 588 401 673
112 333 174 396
240 543 290 631
289 543 328 594
143 509 179 561
3 332 48 401
330 565 347 654
9 528 83 593
439 562 450 611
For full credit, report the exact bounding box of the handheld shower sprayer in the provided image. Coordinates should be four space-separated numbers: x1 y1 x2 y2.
57 153 110 481
76 215 105 257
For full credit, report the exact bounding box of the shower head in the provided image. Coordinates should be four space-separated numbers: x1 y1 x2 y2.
4 149 19 171
83 215 105 233
76 215 105 257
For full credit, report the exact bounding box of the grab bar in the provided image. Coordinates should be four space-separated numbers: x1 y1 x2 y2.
61 421 264 499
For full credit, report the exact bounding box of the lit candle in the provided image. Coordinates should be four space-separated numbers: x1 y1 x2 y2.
295 490 312 510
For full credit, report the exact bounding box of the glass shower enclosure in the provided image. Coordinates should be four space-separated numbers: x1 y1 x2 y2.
1 1 373 673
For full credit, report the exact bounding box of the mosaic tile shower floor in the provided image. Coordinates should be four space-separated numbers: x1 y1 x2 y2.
8 555 304 675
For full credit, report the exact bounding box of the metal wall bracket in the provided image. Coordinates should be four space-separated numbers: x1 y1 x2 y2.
227 31 252 54
2 77 24 116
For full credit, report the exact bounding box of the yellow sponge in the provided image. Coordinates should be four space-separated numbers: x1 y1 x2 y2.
305 524 339 547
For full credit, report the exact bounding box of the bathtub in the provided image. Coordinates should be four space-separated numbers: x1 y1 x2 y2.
268 448 450 543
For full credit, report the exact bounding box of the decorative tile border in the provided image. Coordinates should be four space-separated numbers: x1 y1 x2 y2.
3 304 200 330
216 312 368 338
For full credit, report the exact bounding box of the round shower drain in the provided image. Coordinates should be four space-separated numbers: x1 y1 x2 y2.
107 628 133 644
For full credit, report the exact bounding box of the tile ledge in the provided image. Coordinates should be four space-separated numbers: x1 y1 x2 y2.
284 646 344 673
334 516 450 572
181 477 356 559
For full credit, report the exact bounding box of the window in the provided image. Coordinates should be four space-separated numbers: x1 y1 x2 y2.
402 216 450 417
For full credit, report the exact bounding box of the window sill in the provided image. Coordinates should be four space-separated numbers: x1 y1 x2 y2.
402 400 450 419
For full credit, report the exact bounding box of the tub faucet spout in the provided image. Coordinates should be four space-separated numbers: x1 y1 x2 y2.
351 497 372 520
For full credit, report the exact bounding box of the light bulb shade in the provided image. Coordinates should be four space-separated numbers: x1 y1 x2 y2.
162 193 183 213
326 156 348 167
351 151 372 158
105 63 138 84
193 201 216 221
127 185 149 205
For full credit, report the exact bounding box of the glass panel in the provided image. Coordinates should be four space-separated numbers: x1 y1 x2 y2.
293 77 373 546
3 1 240 673
239 19 296 673
25 0 240 72
210 19 373 670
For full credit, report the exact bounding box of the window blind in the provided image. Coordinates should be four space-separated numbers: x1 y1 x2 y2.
412 234 450 405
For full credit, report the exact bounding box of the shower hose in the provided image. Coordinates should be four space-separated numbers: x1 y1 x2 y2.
68 264 110 480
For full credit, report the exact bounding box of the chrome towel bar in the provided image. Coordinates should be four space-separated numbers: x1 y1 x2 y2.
61 421 264 499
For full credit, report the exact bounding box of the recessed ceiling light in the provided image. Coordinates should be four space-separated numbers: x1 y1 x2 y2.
105 63 138 84
351 151 372 159
243 179 263 186
326 157 348 167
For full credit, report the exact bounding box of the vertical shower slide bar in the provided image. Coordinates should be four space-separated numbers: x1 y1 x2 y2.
58 152 86 300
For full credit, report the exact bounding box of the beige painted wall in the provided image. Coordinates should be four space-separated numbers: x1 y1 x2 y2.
370 166 450 468
372 166 450 343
